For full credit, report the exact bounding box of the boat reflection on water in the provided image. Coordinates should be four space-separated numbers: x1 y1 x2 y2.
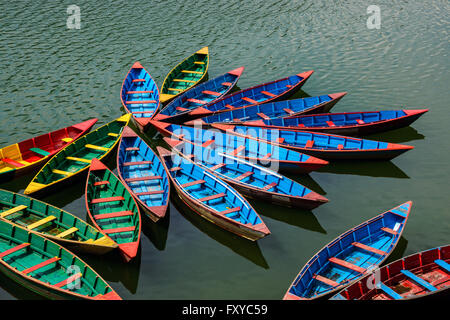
249 199 327 234
142 208 170 251
318 160 410 179
80 248 142 296
366 126 425 144
170 193 270 269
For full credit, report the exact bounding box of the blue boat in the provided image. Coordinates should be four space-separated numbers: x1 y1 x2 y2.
120 62 160 132
153 67 244 123
184 70 314 119
330 244 450 300
187 92 346 125
117 127 170 222
156 146 270 241
150 121 328 173
164 137 328 210
284 201 412 300
238 109 428 136
211 124 414 160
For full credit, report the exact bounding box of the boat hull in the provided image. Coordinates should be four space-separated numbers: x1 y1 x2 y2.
210 124 413 161
0 119 98 183
331 244 450 300
24 114 131 197
257 109 428 136
117 127 170 223
223 180 325 210
173 186 267 241
284 202 412 299
185 70 314 120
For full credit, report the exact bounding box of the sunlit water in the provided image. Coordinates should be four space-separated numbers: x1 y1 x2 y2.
0 0 448 299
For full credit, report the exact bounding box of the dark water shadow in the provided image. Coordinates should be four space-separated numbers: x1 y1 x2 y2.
79 247 142 295
383 236 408 265
0 171 36 193
0 272 45 300
40 178 85 209
365 126 425 144
317 160 410 179
289 88 310 100
249 199 327 234
170 193 270 269
141 209 170 251
283 172 327 195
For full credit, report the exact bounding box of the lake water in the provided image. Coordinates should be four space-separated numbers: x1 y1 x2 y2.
0 0 448 299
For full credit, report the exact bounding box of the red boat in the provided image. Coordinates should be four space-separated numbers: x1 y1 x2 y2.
331 244 450 300
0 119 98 182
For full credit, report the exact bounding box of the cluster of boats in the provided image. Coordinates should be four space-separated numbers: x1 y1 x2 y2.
0 46 447 300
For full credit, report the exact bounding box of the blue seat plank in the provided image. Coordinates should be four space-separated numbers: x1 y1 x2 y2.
435 259 450 272
377 283 403 300
400 270 437 292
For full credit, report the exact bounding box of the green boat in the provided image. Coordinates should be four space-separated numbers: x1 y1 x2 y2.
0 218 121 300
24 114 131 196
159 46 209 104
85 158 141 263
0 189 117 255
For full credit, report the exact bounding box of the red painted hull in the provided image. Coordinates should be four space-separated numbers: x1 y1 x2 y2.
0 119 98 182
334 245 450 300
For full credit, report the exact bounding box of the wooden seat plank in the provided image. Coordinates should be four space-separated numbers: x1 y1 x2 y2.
91 196 124 204
125 175 161 182
313 274 339 287
103 226 136 234
180 180 205 188
352 242 387 256
22 257 61 275
197 193 226 202
329 257 366 273
94 211 134 220
0 243 30 259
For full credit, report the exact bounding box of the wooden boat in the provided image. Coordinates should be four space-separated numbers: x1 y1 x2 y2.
186 92 346 126
240 109 429 136
211 124 414 161
185 70 315 119
284 201 412 300
117 126 170 222
164 137 328 209
154 66 244 123
150 121 328 173
120 61 160 132
0 189 117 255
0 218 121 300
85 158 141 262
24 114 131 197
331 244 450 300
0 119 97 182
156 146 270 241
160 47 209 104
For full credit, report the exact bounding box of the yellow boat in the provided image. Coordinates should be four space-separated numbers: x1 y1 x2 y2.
24 114 131 197
159 46 209 104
